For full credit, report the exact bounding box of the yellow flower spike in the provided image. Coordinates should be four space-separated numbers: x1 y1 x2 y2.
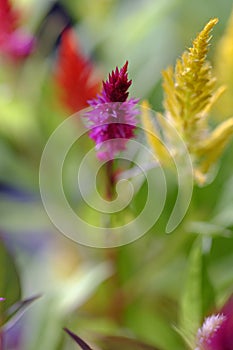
163 18 219 148
160 18 233 184
215 9 233 118
140 100 171 167
142 19 233 184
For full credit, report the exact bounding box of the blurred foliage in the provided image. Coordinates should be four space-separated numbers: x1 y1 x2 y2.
1 1 233 350
0 241 21 322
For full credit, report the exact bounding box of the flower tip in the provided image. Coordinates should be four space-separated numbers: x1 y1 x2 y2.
205 17 219 31
123 60 129 69
212 17 219 25
120 60 129 76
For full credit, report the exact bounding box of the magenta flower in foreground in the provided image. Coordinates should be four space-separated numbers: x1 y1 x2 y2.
195 295 233 350
85 61 139 160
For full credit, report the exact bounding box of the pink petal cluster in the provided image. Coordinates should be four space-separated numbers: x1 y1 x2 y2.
86 61 139 160
195 295 233 350
0 0 35 59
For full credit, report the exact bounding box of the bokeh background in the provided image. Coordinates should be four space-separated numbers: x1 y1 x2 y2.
2 0 233 349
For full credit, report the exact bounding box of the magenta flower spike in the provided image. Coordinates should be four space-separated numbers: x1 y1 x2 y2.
195 295 233 350
85 61 139 160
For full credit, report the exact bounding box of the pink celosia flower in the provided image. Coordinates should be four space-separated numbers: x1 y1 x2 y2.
86 61 139 160
195 295 233 350
0 0 35 59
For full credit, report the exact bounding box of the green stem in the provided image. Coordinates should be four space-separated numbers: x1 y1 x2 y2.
104 160 125 323
105 160 115 200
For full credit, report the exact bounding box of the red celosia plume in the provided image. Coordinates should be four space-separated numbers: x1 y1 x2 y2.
54 28 101 113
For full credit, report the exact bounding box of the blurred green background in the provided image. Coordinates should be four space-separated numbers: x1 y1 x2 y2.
1 0 233 349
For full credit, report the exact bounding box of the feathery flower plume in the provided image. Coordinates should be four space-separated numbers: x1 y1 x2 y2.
163 19 220 143
144 18 233 184
54 28 101 113
195 295 233 350
86 61 139 160
0 0 35 59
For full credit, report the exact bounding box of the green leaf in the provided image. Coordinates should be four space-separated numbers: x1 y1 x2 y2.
4 295 41 330
64 328 93 350
179 238 215 348
202 255 215 316
64 328 159 350
179 239 202 347
125 299 184 350
95 335 159 350
0 241 21 325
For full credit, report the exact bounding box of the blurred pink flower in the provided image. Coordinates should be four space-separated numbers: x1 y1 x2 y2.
195 295 233 350
86 61 139 160
0 0 35 59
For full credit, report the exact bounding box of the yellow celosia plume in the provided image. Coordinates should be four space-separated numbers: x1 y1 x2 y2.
143 18 233 185
162 18 222 147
